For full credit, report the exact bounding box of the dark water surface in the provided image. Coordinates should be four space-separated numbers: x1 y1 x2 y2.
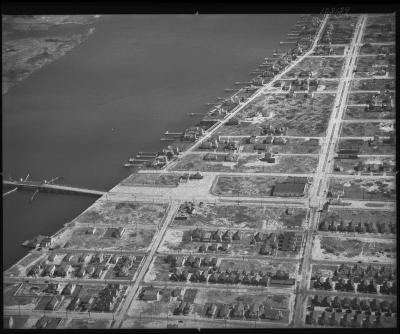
3 14 300 269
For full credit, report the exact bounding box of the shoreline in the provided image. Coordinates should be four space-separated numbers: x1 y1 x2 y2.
3 14 318 272
2 16 99 95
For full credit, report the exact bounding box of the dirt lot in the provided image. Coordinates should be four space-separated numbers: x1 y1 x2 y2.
320 16 358 43
170 153 318 174
328 177 396 201
337 138 395 155
60 319 112 329
340 121 395 137
215 93 335 137
3 283 38 309
281 57 344 79
351 78 395 91
199 137 321 155
316 79 339 91
347 92 375 105
73 200 167 227
120 173 181 187
311 45 345 56
215 123 263 136
363 15 395 43
3 315 30 329
172 203 308 230
63 226 157 252
344 106 395 120
4 253 47 278
211 175 285 197
355 56 395 78
313 235 396 263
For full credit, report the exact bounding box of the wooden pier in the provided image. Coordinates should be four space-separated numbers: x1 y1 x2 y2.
3 180 105 197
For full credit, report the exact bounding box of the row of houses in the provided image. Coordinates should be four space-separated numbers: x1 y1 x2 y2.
307 310 395 327
27 262 72 278
206 302 283 321
319 220 396 234
312 276 396 295
253 231 303 253
310 295 396 313
44 282 77 296
313 44 335 56
35 316 62 329
169 267 294 286
188 228 242 243
333 263 396 282
203 152 238 162
251 135 288 148
91 284 123 313
165 254 217 268
262 124 287 136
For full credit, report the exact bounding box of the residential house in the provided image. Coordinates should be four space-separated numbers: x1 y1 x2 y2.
140 287 161 301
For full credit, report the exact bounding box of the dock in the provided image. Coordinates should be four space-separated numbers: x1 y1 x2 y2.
234 82 252 85
164 131 183 136
187 112 206 116
160 137 177 142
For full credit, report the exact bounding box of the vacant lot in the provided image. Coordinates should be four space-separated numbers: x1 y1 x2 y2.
172 203 307 230
240 138 321 154
215 123 262 137
313 235 396 263
312 45 345 56
340 121 395 137
328 177 396 201
60 319 112 329
337 138 395 155
218 93 335 137
171 153 318 174
3 316 30 329
351 78 395 91
320 16 358 43
363 19 395 43
201 137 321 155
3 283 38 310
73 200 167 227
344 106 395 120
316 79 339 91
347 92 375 105
120 173 181 187
355 56 395 78
359 43 395 55
64 226 157 252
211 175 285 197
282 57 344 79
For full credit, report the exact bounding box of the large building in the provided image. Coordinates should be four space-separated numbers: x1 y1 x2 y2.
272 178 308 197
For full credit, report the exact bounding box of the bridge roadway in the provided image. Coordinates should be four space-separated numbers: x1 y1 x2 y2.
3 180 106 197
